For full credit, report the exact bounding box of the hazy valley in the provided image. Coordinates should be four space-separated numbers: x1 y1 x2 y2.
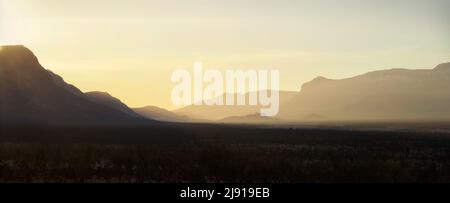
1 45 450 183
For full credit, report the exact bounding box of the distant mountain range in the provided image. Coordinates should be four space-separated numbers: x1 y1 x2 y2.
175 91 298 120
279 62 450 122
133 106 193 122
218 113 280 124
1 45 449 125
174 63 450 123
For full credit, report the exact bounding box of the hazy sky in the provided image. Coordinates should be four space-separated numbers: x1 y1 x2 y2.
1 0 449 109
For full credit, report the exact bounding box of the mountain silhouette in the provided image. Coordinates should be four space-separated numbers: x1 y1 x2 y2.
175 91 297 120
133 106 193 122
279 62 450 121
219 113 280 124
85 91 142 118
2 45 449 124
178 62 450 123
0 45 149 125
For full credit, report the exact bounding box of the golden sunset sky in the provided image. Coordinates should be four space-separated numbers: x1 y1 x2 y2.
1 0 449 109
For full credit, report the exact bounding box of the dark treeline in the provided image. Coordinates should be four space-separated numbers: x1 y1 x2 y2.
1 124 450 182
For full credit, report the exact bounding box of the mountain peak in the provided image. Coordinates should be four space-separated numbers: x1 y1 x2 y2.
312 76 329 81
0 45 38 61
300 76 332 92
0 45 41 72
434 62 450 71
1 45 150 125
0 45 27 50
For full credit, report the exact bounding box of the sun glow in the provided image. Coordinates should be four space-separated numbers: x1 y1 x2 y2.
0 0 448 109
0 1 27 45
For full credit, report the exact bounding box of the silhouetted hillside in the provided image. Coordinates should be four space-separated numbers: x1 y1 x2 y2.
85 91 142 118
133 106 192 122
219 113 280 124
175 91 297 120
0 45 149 125
279 63 450 121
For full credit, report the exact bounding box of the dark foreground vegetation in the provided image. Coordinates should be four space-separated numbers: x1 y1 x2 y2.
1 123 450 183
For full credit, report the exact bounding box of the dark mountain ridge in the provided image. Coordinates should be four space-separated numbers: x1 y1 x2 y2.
280 62 450 121
0 45 150 125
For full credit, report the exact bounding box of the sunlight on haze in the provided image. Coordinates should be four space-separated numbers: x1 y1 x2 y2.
0 0 449 109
